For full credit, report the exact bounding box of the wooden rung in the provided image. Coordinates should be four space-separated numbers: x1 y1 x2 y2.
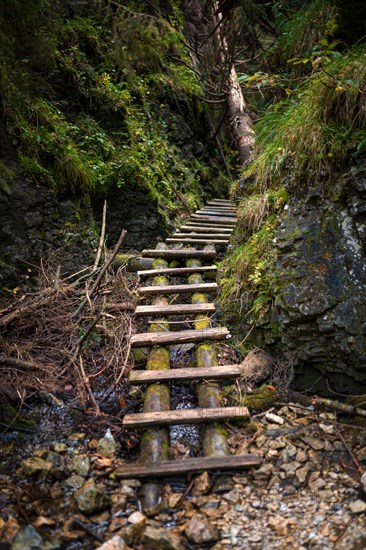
196 210 237 217
142 249 216 259
137 265 217 277
181 225 233 233
191 214 237 224
123 406 249 427
166 238 228 245
173 233 230 239
129 364 241 383
187 220 235 231
207 200 232 204
130 327 230 347
139 282 218 296
135 303 216 317
115 453 261 478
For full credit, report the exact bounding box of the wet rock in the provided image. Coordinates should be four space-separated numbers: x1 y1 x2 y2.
127 511 146 528
1 517 20 545
46 452 69 480
53 443 67 453
185 514 219 545
11 525 43 550
97 429 116 458
75 480 110 515
141 526 184 550
21 457 52 477
96 536 131 550
336 524 366 549
349 499 366 514
64 474 85 489
71 455 90 477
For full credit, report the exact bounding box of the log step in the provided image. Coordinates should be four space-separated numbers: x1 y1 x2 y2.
115 453 261 478
196 210 237 217
183 223 234 230
142 249 216 259
207 200 232 205
191 214 237 224
166 238 229 245
139 282 218 296
137 265 217 277
129 364 241 383
135 303 216 317
173 233 230 239
179 225 233 233
130 327 230 347
123 406 249 427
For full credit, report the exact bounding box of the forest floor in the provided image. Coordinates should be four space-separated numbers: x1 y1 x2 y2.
1 395 366 550
1 248 366 549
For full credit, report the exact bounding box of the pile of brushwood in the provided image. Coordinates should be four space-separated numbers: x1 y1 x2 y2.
0 226 138 416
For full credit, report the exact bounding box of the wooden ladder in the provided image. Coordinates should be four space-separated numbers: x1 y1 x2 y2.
118 199 261 485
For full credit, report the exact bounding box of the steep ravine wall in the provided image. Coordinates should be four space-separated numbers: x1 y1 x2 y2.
224 170 366 393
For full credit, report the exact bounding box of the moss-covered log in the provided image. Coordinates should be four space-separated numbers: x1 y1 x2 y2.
186 257 229 459
138 263 170 511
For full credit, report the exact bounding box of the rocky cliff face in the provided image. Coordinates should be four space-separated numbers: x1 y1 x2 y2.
272 170 366 392
227 167 366 393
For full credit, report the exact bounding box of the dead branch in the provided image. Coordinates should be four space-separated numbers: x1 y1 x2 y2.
73 229 127 318
93 200 107 272
0 355 37 371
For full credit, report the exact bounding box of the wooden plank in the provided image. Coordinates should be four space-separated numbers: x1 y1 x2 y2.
131 327 230 347
180 225 233 233
173 233 230 239
135 303 216 317
115 453 261 478
166 238 228 245
137 265 217 277
123 405 249 427
142 249 216 259
186 220 234 226
129 364 241 383
139 282 218 296
207 200 232 204
197 210 237 217
191 214 237 224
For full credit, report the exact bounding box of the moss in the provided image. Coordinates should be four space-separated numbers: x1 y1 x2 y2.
146 346 170 371
144 384 170 412
192 293 208 304
196 343 218 368
152 259 169 269
186 259 202 268
188 273 203 285
194 315 211 330
132 347 149 364
152 275 169 286
229 386 279 411
149 321 169 333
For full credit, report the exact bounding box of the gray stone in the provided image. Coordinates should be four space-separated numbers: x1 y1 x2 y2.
21 457 52 477
11 525 43 550
75 480 110 515
185 514 219 545
97 429 116 458
71 455 90 477
141 526 184 550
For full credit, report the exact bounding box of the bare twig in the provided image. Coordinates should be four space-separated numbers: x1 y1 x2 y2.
93 200 107 272
0 355 37 371
73 229 127 318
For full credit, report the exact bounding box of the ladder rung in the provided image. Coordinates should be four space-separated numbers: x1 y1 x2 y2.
123 406 249 427
135 303 216 317
129 364 241 383
130 327 230 347
139 283 218 296
115 453 261 478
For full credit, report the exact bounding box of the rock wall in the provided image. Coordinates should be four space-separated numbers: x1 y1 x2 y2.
254 170 366 393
